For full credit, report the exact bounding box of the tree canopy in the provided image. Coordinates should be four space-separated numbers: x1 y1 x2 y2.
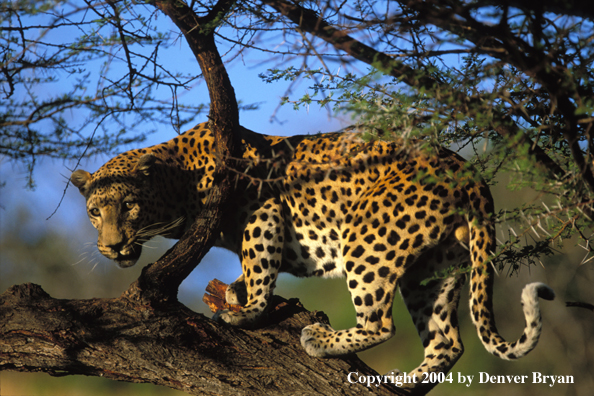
3 0 594 252
1 0 593 395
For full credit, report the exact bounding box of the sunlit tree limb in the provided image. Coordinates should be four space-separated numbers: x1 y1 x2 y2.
0 282 402 395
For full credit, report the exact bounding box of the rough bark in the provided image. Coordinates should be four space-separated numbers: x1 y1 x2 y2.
0 281 404 395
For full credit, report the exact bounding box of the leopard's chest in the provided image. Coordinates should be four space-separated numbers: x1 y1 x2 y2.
279 205 345 278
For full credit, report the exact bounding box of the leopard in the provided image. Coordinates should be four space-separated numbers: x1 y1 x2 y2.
71 121 554 393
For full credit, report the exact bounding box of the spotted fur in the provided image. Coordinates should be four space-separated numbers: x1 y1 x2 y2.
72 122 554 392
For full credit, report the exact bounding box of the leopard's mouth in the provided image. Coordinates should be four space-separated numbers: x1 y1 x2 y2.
115 252 141 268
114 244 143 268
99 241 143 268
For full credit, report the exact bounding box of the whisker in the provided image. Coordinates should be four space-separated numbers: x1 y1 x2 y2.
72 241 100 266
136 217 184 234
71 256 88 267
134 217 185 239
136 221 170 234
89 260 100 273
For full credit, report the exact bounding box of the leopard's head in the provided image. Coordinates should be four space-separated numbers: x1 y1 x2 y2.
71 153 186 268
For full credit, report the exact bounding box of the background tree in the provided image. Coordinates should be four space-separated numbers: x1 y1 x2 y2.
1 0 593 395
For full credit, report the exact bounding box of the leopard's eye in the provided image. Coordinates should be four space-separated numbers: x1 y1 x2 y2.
89 207 100 217
123 201 136 211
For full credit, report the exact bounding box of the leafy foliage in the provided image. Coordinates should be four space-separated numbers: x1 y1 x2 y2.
2 0 594 267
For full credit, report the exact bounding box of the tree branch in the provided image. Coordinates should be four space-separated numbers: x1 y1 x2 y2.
261 0 568 182
403 0 594 192
118 0 243 305
150 0 239 131
479 0 594 20
261 0 437 89
0 282 403 395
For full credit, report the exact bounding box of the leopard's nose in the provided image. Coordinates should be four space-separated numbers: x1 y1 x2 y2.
105 240 126 253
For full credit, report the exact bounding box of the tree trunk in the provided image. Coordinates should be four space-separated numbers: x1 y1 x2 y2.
0 281 405 395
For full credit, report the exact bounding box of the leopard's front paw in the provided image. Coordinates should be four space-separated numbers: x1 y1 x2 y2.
300 323 336 357
213 307 262 328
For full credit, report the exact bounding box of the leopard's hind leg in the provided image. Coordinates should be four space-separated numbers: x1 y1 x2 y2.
386 241 468 392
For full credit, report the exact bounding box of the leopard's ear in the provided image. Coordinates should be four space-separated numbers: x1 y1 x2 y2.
71 170 92 195
133 154 158 176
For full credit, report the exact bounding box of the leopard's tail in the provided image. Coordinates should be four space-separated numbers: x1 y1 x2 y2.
468 222 555 360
